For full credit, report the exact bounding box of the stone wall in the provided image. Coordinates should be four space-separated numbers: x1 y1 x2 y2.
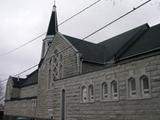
47 33 81 78
4 32 160 120
36 33 81 119
11 88 20 98
5 77 13 100
20 85 37 98
4 99 37 118
82 62 104 73
4 84 37 118
50 54 160 120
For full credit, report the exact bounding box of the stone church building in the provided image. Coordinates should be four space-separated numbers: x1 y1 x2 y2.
4 4 160 120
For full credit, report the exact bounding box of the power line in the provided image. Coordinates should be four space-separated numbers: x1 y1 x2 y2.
0 43 76 84
0 0 151 57
0 96 4 101
28 0 152 71
0 64 38 84
0 0 151 84
0 96 5 102
14 64 38 77
83 0 151 39
0 0 102 57
0 1 152 104
0 46 74 84
58 0 102 26
0 33 46 57
0 44 76 84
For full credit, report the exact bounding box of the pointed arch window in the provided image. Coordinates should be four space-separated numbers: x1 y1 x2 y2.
81 86 87 102
140 75 150 97
111 80 118 100
88 84 94 101
102 82 108 100
128 77 136 97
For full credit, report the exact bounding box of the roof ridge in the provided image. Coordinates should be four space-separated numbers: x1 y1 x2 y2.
150 23 160 28
11 76 25 80
114 26 149 60
64 34 105 64
63 34 97 45
99 23 149 45
26 69 38 77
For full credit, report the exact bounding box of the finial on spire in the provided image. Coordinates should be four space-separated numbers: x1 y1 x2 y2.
53 0 56 11
54 0 56 6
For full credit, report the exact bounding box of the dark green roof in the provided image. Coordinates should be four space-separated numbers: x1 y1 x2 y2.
64 35 105 64
119 23 160 60
64 23 160 64
99 24 149 61
12 69 38 88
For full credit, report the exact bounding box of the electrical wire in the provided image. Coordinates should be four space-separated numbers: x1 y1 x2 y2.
14 64 38 77
58 0 102 26
0 0 102 57
0 64 38 84
83 0 151 39
0 0 150 57
0 33 46 57
0 0 151 85
0 96 5 102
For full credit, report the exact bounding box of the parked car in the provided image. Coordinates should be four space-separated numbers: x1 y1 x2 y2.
16 117 32 120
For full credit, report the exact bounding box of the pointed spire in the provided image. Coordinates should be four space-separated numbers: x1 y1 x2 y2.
46 4 58 36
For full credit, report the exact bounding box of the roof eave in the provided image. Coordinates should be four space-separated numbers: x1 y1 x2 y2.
59 33 79 52
82 59 105 65
117 47 160 61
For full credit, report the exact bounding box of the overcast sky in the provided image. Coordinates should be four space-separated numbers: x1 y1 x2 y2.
0 0 160 85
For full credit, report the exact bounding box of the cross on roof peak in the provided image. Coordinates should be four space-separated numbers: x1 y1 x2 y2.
54 0 56 6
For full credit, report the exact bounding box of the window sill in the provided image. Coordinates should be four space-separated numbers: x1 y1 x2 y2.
100 98 119 102
80 100 95 104
127 95 151 100
47 88 53 91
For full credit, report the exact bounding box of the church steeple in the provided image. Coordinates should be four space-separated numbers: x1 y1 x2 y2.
41 4 58 58
46 4 58 36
